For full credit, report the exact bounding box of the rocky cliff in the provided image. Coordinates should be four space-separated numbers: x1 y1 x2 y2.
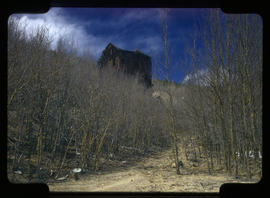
98 43 152 87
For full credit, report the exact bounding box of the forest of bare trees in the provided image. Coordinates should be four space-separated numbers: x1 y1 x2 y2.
7 17 172 183
181 11 262 178
7 9 262 184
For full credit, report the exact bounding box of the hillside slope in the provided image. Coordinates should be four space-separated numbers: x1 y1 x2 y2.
49 144 259 192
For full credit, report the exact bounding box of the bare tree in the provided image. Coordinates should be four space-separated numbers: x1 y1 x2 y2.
183 10 262 178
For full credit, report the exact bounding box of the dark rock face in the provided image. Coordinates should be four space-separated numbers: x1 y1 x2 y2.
98 43 152 87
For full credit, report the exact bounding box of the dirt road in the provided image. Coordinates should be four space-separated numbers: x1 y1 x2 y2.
49 148 259 192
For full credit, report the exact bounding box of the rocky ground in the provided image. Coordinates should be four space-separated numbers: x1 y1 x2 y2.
48 147 260 192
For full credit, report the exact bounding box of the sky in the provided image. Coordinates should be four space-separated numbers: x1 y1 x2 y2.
11 8 212 83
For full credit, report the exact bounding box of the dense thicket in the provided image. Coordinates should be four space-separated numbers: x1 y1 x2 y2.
7 17 170 182
181 11 262 178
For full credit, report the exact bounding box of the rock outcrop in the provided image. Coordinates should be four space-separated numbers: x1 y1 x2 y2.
152 90 177 105
98 43 152 87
